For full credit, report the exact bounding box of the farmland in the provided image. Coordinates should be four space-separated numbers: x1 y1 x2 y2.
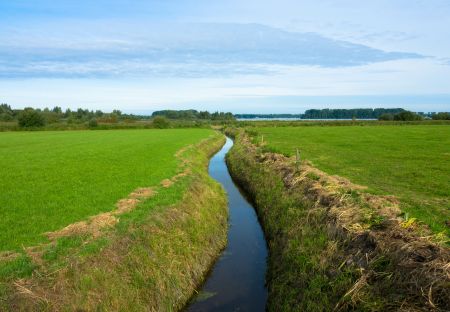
0 129 230 310
226 126 450 310
252 125 450 235
0 129 214 251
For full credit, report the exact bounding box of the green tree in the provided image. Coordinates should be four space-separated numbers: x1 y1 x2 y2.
152 116 170 129
431 112 450 120
378 113 394 121
393 111 423 121
52 106 62 114
0 103 14 121
112 109 122 116
88 118 98 128
18 108 46 128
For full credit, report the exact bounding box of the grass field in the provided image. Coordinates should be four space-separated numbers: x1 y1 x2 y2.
0 129 213 251
252 125 450 235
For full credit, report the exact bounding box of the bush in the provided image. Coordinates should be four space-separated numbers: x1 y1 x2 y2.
88 118 98 128
432 112 450 120
0 103 14 121
393 111 423 121
152 116 170 129
0 113 13 121
18 108 46 128
378 113 394 121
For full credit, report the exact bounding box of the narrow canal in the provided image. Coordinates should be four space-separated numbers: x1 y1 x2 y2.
186 137 268 311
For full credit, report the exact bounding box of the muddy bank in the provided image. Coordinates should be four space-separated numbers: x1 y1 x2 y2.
225 129 449 311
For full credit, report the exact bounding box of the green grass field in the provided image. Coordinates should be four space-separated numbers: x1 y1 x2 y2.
253 125 450 235
0 129 213 251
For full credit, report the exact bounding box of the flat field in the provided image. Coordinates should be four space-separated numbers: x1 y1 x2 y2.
253 125 450 235
0 129 213 251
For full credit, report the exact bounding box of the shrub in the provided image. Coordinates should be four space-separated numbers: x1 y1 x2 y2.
0 103 14 121
0 112 13 121
18 108 46 128
152 116 170 129
378 113 394 121
88 118 98 128
431 112 450 120
393 111 423 121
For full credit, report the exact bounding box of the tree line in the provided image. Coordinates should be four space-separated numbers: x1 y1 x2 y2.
378 111 450 121
2 104 448 128
236 108 450 121
0 104 138 127
0 104 236 128
302 108 406 119
152 110 235 120
235 108 407 119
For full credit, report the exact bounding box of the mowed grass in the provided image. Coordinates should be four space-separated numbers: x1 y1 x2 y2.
254 125 450 235
0 129 213 251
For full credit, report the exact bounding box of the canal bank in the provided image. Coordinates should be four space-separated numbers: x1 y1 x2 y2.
187 137 268 311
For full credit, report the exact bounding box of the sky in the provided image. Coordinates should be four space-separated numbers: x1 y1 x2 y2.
1 0 450 113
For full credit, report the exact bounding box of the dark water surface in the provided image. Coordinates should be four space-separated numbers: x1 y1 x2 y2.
186 137 268 311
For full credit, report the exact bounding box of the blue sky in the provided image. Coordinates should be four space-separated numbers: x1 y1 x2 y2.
1 0 449 113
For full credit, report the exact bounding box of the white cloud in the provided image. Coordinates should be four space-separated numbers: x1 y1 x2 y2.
0 1 449 112
0 23 424 79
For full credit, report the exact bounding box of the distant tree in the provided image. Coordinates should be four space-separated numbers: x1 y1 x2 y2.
112 109 122 116
431 112 450 120
76 108 85 119
88 118 98 128
44 112 60 124
303 108 406 119
211 111 220 120
378 113 394 121
152 116 170 129
18 108 46 128
393 111 423 121
0 103 14 121
0 103 11 113
151 109 235 121
52 106 62 114
64 108 72 118
198 111 211 119
223 112 235 120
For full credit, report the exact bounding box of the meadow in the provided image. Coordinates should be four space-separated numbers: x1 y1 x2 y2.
0 129 213 251
252 125 450 235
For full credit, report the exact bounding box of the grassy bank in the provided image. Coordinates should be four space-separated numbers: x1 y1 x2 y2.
226 129 449 311
250 125 450 236
0 131 228 311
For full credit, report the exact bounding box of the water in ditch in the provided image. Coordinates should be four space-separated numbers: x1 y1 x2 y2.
186 137 268 311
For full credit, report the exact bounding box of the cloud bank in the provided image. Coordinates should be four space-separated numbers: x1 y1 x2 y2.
0 23 424 78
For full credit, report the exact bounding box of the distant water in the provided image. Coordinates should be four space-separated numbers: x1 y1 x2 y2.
185 137 268 311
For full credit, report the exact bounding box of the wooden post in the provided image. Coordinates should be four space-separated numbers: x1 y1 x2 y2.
261 135 264 145
296 148 300 171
